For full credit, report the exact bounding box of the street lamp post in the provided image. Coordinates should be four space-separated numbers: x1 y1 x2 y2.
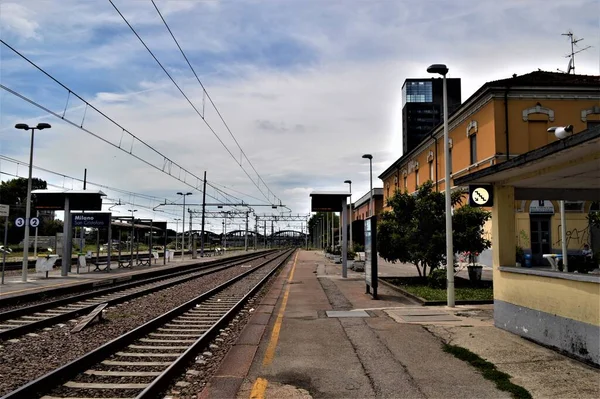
15 122 51 282
127 209 137 265
174 218 181 256
177 192 192 260
427 63 454 307
344 180 353 250
362 154 373 217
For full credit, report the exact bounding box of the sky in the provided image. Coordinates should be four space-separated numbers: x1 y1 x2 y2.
1 0 599 233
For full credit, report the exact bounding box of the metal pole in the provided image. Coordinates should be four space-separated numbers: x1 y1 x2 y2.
331 213 335 251
22 127 36 282
61 196 71 276
175 219 179 257
131 214 135 266
2 216 8 284
442 73 455 307
560 200 568 272
200 171 206 257
342 200 348 278
369 160 373 217
181 195 186 260
264 220 267 248
271 220 274 248
349 182 353 250
254 216 258 250
244 211 249 251
33 210 39 258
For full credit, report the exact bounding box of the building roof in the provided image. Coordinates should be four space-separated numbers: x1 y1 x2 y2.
354 188 383 208
379 70 600 180
454 125 600 201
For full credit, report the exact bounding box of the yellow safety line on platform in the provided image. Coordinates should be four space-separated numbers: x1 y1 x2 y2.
250 252 298 398
250 377 268 399
263 251 297 365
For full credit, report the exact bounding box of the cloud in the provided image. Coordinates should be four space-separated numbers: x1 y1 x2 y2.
0 3 41 40
1 0 599 229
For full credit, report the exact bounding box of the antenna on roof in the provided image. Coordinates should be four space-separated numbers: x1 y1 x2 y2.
560 30 592 74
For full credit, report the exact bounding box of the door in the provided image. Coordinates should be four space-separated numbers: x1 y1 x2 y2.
530 216 552 266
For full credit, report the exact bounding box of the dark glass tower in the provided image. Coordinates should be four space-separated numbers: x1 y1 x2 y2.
402 78 461 155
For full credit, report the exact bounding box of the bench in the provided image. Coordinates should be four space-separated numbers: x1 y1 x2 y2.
117 259 133 268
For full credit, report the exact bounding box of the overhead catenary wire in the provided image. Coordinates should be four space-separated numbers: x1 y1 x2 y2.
0 40 263 207
108 0 282 206
150 0 279 204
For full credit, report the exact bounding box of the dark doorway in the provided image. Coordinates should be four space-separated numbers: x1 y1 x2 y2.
530 216 552 265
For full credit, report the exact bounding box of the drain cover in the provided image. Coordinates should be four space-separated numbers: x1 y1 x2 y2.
326 310 370 318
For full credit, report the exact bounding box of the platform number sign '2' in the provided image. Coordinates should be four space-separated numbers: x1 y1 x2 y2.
468 185 493 207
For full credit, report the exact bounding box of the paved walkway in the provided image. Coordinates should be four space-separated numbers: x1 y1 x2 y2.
200 250 599 398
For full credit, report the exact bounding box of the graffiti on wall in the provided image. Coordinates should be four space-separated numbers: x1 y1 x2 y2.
554 224 590 248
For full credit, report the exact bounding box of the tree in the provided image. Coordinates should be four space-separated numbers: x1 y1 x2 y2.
0 177 48 244
377 180 464 277
452 205 492 264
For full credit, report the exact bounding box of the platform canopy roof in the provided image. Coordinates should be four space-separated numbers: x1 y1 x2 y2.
455 126 600 201
32 189 106 211
310 191 351 212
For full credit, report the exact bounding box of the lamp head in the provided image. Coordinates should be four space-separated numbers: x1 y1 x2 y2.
362 154 373 160
547 125 573 140
344 180 352 184
36 123 51 130
15 123 29 130
427 64 449 76
186 192 193 195
177 192 183 195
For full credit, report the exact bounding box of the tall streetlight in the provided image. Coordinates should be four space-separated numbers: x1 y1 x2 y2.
427 63 454 307
344 180 353 250
174 218 181 255
362 154 373 217
127 209 137 265
177 192 192 260
15 122 51 282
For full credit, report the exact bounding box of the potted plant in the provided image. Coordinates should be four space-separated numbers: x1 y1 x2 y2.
516 246 525 267
466 251 483 282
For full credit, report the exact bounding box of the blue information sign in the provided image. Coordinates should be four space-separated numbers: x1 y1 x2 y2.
72 212 111 227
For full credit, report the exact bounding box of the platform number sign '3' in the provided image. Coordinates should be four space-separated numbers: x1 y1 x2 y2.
468 185 493 207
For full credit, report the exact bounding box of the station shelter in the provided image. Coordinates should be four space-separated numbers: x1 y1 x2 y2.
455 126 600 365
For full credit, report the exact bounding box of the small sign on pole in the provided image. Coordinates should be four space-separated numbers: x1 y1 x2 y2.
15 217 25 228
1 204 10 285
0 204 9 217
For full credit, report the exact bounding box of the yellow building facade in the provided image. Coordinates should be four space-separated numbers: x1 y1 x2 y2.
379 71 600 364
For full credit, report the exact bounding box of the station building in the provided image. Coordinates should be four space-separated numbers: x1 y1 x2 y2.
378 70 600 364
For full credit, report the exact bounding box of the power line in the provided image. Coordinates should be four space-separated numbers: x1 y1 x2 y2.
108 0 281 206
150 0 279 204
0 40 251 206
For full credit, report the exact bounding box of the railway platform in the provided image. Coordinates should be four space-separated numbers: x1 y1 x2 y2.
0 251 243 302
201 250 600 399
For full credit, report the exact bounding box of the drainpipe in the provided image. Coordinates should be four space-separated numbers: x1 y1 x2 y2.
504 87 510 161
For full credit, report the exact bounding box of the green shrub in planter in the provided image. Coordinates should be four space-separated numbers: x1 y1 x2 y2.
428 268 446 289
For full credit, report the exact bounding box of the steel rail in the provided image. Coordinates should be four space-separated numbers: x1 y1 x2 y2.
0 251 275 341
2 249 293 399
0 250 274 307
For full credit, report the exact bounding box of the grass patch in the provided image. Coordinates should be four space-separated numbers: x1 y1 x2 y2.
443 344 532 399
384 276 493 301
402 285 493 301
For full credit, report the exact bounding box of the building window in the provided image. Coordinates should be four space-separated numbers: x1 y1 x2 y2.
403 81 433 103
415 169 419 187
429 161 434 181
469 134 477 165
588 120 600 129
448 149 453 174
404 176 408 189
564 201 584 212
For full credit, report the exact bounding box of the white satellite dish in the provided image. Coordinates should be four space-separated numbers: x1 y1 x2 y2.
547 125 574 140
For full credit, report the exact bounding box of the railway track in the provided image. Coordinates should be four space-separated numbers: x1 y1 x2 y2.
0 251 274 341
3 248 294 399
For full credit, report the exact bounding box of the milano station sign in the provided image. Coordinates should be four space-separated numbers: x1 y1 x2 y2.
71 212 111 227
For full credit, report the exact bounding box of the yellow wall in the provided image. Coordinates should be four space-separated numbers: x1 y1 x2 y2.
515 200 593 251
494 267 600 326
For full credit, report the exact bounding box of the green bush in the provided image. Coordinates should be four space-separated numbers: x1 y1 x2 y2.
428 268 447 289
353 243 365 252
